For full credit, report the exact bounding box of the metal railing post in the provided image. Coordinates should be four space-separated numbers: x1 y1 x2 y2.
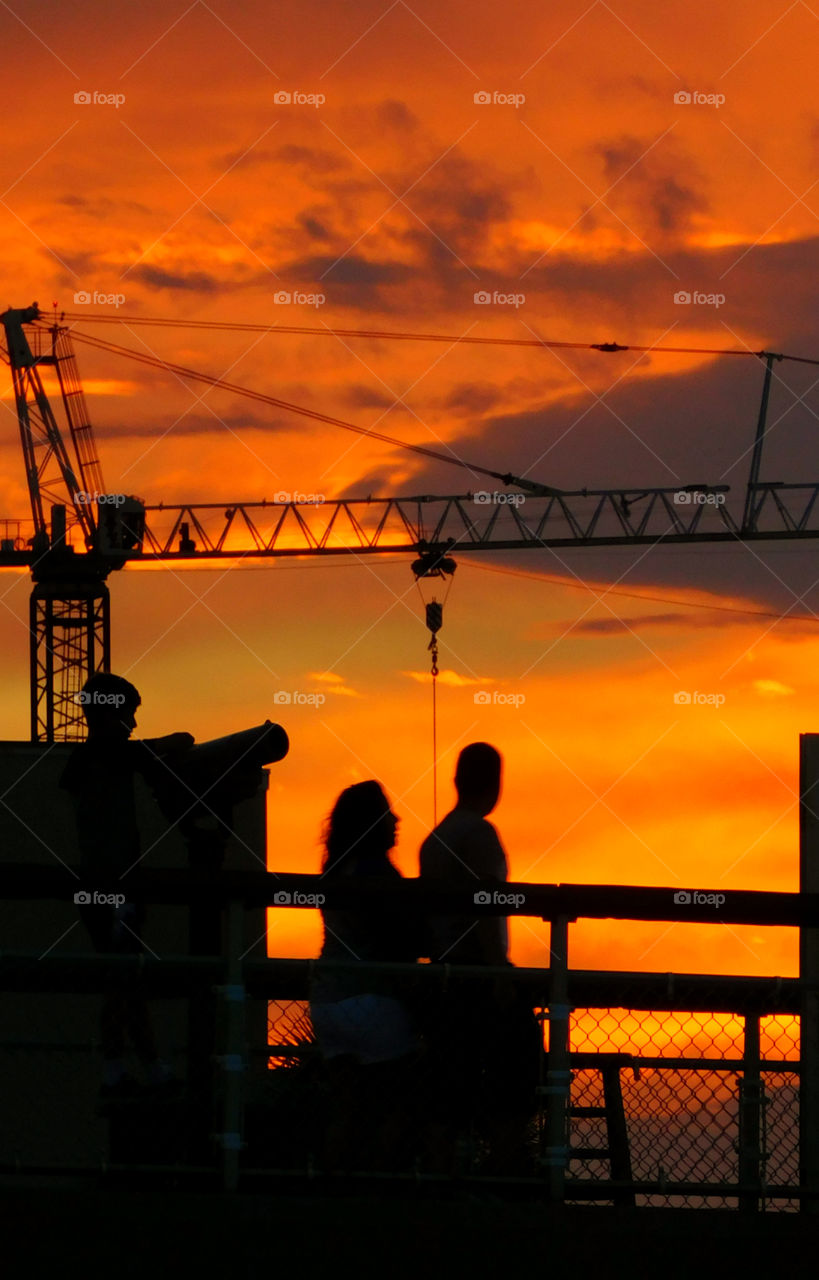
543 915 571 1202
217 898 245 1192
738 1013 763 1212
800 733 819 1212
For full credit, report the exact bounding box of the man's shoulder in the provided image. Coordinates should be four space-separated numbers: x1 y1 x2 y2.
419 808 505 878
423 808 500 842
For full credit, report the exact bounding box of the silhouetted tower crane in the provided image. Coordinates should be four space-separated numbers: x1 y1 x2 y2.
1 305 143 740
2 304 816 742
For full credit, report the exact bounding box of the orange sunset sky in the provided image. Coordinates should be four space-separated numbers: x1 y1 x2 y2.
2 0 819 977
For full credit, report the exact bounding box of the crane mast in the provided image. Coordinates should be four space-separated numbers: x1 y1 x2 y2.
1 306 138 741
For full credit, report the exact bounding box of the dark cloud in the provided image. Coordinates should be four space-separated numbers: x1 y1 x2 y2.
377 99 419 132
291 253 413 286
96 408 287 438
55 194 154 218
443 384 503 416
218 148 277 170
400 153 515 255
592 134 709 237
539 607 818 636
129 265 224 292
275 144 346 175
343 384 398 410
299 213 332 241
556 611 740 634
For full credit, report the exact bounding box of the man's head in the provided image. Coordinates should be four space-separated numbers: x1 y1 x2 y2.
454 742 502 815
79 673 141 741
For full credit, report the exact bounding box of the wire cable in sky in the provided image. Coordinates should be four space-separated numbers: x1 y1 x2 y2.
56 324 541 489
50 313 819 366
462 557 819 623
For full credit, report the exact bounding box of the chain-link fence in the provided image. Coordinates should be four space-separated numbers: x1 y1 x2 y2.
262 993 800 1206
0 953 803 1205
565 1009 799 1210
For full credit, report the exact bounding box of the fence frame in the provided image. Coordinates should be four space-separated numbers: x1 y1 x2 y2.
0 863 814 1202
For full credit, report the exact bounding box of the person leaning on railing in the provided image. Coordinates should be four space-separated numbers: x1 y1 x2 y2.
309 780 426 1171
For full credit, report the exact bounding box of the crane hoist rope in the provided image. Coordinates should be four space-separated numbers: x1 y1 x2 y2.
412 545 457 823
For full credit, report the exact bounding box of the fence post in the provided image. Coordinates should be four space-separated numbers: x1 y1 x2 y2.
217 898 246 1193
544 914 571 1203
738 1013 762 1212
800 734 819 1213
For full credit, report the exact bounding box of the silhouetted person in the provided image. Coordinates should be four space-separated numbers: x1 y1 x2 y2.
60 673 193 1100
309 781 423 1170
419 742 540 1173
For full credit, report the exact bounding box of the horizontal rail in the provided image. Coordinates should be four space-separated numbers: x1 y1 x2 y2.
0 951 803 1012
2 864 818 927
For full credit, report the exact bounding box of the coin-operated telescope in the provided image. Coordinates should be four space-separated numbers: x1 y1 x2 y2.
151 720 289 871
180 720 289 789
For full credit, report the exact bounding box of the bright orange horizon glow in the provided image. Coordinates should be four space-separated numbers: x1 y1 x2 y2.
2 0 818 982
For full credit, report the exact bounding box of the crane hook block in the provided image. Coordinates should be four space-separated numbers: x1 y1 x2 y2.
411 545 457 580
425 601 443 635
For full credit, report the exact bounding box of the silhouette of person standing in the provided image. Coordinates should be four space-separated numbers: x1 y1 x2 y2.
419 742 540 1172
60 673 193 1099
309 781 423 1169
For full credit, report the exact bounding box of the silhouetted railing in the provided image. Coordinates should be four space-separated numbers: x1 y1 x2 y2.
0 866 813 1208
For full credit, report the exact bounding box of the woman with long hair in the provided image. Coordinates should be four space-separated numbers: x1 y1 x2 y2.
309 781 422 1168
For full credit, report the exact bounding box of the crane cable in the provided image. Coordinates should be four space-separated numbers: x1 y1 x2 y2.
47 323 547 489
412 549 457 823
49 312 819 365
